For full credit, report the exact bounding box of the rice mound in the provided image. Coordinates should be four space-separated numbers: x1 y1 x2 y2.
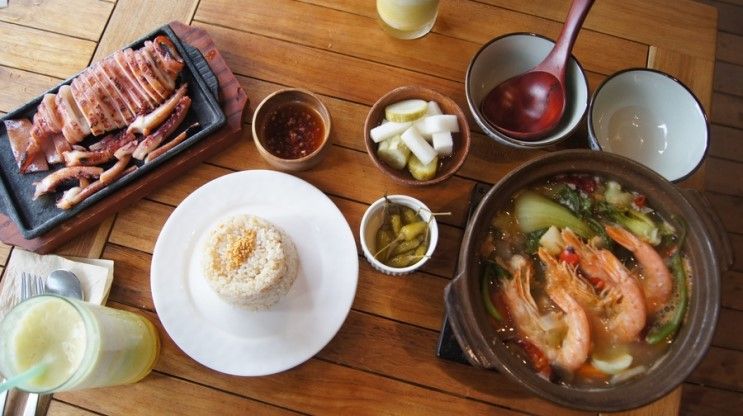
202 214 298 310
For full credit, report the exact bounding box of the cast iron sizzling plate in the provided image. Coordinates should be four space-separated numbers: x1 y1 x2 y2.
0 24 226 239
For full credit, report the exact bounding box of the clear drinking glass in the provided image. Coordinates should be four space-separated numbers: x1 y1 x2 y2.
0 295 160 393
376 0 440 40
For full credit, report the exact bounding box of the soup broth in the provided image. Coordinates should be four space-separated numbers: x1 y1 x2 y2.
480 174 690 387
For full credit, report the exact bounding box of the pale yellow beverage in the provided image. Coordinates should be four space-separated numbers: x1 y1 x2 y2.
376 0 439 39
0 295 159 393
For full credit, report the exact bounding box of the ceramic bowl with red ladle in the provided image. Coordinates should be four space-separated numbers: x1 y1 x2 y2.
465 33 589 149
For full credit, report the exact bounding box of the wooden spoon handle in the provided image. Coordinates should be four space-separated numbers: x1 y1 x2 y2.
536 0 595 77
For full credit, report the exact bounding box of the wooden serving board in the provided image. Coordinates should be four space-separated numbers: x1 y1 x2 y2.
0 21 248 254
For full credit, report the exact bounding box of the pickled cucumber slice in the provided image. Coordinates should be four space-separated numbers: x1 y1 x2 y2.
377 134 410 170
385 99 428 122
408 153 438 181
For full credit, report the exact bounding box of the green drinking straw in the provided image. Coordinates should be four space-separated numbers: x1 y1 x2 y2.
0 361 48 392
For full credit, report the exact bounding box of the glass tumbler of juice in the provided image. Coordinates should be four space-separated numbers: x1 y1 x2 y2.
0 295 160 393
376 0 440 40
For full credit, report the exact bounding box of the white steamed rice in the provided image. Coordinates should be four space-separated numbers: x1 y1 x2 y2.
202 214 298 310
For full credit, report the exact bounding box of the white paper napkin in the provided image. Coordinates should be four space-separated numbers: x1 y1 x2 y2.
0 249 114 320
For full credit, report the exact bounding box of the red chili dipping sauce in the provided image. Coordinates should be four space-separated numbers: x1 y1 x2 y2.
262 102 325 159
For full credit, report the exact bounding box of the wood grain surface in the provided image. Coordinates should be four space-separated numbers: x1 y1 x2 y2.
0 0 732 415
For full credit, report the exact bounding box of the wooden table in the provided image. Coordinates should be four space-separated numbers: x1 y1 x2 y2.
0 0 718 414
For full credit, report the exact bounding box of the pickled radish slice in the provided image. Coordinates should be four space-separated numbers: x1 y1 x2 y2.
592 353 633 375
415 114 460 137
426 101 443 116
432 131 453 156
401 126 437 165
385 99 428 122
370 121 412 143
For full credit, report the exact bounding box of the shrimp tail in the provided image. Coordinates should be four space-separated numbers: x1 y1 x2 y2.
605 225 640 251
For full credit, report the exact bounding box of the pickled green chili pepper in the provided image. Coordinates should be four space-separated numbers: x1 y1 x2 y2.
391 214 403 235
645 253 688 344
398 221 427 241
388 252 424 268
392 236 423 256
403 207 419 224
414 243 427 257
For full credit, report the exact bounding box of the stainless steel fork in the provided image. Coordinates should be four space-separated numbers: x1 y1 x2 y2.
20 273 45 301
0 272 45 416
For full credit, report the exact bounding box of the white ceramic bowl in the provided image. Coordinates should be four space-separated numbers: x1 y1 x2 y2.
588 69 709 182
359 195 439 276
466 33 589 148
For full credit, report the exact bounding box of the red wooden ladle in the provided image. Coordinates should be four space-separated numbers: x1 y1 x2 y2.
480 0 595 140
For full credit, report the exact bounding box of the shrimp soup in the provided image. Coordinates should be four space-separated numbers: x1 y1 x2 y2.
480 174 690 387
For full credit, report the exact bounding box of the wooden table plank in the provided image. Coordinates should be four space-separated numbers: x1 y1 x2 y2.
108 199 172 253
706 157 743 196
689 346 743 391
101 243 155 311
92 0 200 61
56 370 299 416
602 388 681 416
681 382 743 415
55 216 116 259
718 32 743 66
0 66 60 113
476 0 717 61
722 270 743 310
708 124 743 162
196 22 463 108
713 308 743 351
0 0 113 41
0 21 95 78
196 0 478 82
301 0 648 76
48 400 99 416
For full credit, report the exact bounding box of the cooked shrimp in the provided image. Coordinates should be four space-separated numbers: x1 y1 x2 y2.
501 255 590 372
561 228 610 285
594 249 647 342
538 246 605 312
605 225 673 315
558 229 646 343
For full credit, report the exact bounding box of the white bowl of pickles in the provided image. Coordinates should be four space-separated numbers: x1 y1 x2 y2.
364 86 470 186
359 195 439 276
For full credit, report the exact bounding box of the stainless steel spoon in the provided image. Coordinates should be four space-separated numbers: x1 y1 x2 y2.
22 270 83 416
45 270 83 301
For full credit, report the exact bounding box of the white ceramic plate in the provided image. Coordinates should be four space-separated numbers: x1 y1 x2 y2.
151 170 358 376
